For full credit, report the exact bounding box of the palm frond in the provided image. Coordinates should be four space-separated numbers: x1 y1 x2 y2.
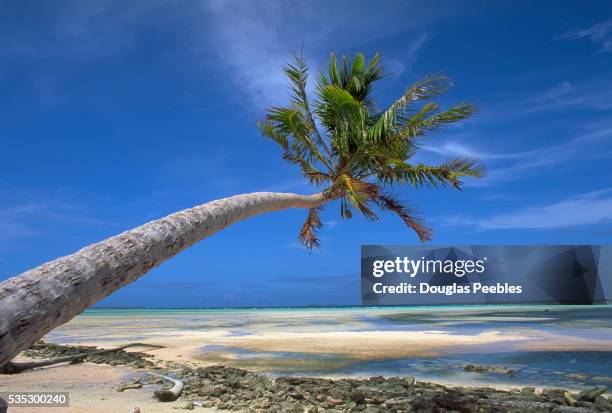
257 120 288 150
316 85 367 155
305 171 333 185
340 175 379 220
406 102 477 137
439 156 485 188
367 73 453 142
298 207 323 250
375 194 432 242
284 54 332 158
260 52 484 247
265 105 334 173
376 156 484 188
267 107 310 141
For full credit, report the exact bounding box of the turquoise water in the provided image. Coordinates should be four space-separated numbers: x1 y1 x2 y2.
85 304 611 313
59 305 612 390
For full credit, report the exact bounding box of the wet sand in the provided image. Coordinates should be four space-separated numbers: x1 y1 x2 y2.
42 307 612 367
0 359 222 413
2 306 610 411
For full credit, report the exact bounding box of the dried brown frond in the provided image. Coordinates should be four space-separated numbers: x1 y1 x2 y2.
298 207 323 250
376 194 432 242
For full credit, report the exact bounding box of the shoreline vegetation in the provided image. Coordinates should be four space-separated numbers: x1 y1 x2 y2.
1 341 610 412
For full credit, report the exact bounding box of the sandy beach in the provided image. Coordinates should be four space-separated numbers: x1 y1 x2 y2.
0 358 223 413
2 306 611 412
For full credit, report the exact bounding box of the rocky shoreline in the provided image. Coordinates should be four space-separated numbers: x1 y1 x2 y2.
9 342 612 412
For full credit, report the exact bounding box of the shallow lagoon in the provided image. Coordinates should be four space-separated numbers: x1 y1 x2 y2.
48 305 612 390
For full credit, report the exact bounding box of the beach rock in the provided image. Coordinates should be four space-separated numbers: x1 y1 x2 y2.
592 376 612 384
22 340 156 369
564 391 578 406
567 373 589 381
370 376 386 384
576 387 607 402
363 406 391 413
172 401 195 410
117 382 143 392
594 395 612 410
551 407 597 413
543 388 568 404
464 363 515 376
488 399 557 413
327 395 345 405
434 391 481 412
118 365 612 413
199 384 226 397
404 376 415 387
20 342 608 413
384 396 413 410
349 389 365 403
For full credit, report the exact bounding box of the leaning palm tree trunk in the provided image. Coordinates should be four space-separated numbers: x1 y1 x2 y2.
0 191 327 369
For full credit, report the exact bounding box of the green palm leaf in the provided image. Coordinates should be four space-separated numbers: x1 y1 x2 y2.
259 52 484 249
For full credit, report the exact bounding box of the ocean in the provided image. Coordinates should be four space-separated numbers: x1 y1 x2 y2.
46 304 612 390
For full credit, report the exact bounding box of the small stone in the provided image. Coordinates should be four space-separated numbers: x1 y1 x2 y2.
542 388 567 404
567 373 589 381
404 376 415 386
326 396 344 405
349 390 365 403
576 387 607 402
592 376 612 384
551 406 593 413
464 363 514 376
117 383 142 392
594 395 612 410
385 396 412 410
564 391 577 406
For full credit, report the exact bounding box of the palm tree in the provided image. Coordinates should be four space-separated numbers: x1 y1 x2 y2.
0 52 482 370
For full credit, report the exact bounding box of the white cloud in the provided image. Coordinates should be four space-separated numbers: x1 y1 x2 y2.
4 1 449 107
521 80 612 114
446 190 612 230
421 120 612 186
557 18 612 52
0 189 113 252
199 0 443 109
533 81 573 103
1 1 170 59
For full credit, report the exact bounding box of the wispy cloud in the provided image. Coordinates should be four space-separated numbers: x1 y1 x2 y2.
557 18 612 52
521 80 612 114
0 188 112 252
199 0 444 109
1 1 171 103
445 189 612 230
421 122 612 185
4 1 448 108
533 81 573 103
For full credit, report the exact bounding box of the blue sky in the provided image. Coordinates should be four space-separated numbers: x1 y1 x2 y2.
1 0 611 307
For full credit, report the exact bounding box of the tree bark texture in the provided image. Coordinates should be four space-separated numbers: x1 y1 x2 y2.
0 191 327 368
